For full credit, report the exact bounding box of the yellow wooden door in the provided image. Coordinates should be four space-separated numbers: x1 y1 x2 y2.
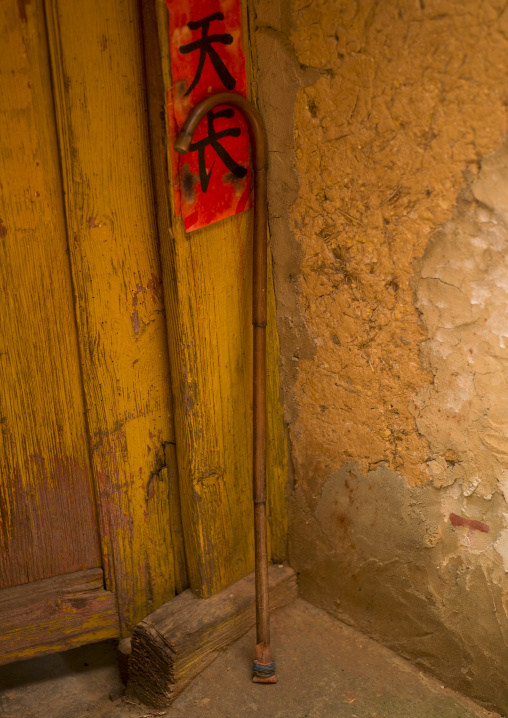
1 0 289 665
0 0 119 663
0 0 185 661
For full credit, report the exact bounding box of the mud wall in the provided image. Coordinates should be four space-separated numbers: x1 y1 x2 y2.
252 0 508 712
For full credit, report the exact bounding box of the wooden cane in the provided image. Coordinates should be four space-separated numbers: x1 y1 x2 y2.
175 92 275 683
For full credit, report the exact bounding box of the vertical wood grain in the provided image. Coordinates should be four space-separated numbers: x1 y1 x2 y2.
45 0 180 633
145 0 288 598
0 0 101 588
162 443 188 594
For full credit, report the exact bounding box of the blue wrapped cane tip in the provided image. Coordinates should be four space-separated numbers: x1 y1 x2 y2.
252 660 276 677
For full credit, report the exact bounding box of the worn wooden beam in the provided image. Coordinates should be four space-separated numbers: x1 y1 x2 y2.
128 565 297 707
0 569 119 665
45 0 182 633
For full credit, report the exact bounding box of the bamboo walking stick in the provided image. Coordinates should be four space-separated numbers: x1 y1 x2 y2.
175 92 276 683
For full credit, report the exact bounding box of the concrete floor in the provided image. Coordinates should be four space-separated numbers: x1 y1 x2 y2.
0 599 502 718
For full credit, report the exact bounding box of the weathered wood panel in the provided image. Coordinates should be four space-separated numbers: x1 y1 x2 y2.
0 568 119 665
143 0 288 599
45 0 181 633
0 0 101 588
129 565 297 707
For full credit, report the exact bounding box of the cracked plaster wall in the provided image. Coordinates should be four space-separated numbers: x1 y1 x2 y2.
252 0 508 712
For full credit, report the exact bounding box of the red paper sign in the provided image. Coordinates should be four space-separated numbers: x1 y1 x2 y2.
166 0 251 232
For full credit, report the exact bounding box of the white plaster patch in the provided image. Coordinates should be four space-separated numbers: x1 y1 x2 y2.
471 234 490 249
440 484 462 517
486 310 508 348
462 476 480 497
494 529 508 572
473 146 508 222
413 154 508 499
498 471 508 505
470 283 491 306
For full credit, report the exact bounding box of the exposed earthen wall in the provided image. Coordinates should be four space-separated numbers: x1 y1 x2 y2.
252 0 508 712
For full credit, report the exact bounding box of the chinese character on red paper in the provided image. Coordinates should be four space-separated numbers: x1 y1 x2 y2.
166 0 251 232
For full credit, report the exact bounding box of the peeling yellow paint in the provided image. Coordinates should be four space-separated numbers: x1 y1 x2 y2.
152 0 289 598
45 0 180 633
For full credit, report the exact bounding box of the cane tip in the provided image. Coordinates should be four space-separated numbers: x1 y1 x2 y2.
252 641 277 683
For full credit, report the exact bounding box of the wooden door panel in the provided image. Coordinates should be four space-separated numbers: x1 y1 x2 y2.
144 0 289 598
45 0 185 633
0 0 101 589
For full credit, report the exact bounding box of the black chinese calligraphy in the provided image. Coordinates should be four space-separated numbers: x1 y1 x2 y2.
179 12 236 96
189 108 247 193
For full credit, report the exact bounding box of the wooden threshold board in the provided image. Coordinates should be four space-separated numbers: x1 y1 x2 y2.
129 565 297 707
0 568 119 665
